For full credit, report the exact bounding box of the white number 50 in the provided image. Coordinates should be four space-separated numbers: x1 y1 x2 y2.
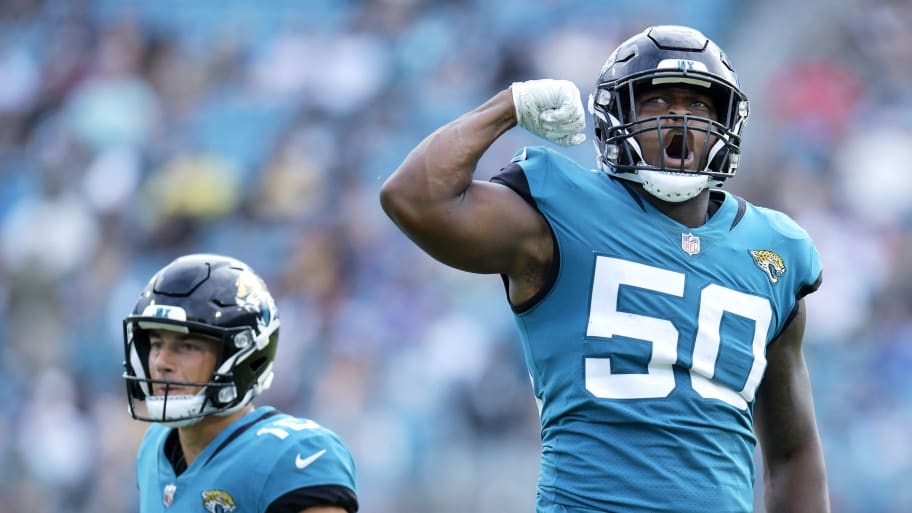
585 257 771 410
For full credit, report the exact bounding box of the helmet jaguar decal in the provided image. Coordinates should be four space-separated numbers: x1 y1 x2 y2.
235 269 276 327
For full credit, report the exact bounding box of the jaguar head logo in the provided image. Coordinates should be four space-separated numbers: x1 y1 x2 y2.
235 270 277 327
749 249 786 284
201 489 237 513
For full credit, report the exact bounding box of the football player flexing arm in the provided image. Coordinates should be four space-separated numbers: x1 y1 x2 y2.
123 254 359 513
381 25 829 513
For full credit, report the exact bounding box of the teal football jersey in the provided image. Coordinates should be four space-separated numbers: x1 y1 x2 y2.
500 147 822 513
136 407 357 513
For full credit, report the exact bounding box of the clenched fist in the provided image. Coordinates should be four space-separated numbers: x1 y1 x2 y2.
512 79 587 146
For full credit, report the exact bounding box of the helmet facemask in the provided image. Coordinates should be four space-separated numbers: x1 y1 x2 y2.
124 314 278 428
588 25 750 203
590 70 748 202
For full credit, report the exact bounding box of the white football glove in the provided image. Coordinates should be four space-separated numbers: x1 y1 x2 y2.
511 79 587 146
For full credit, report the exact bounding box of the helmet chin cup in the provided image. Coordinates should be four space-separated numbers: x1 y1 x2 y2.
639 170 710 203
145 394 207 428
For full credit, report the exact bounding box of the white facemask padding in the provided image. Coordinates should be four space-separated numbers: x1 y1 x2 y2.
638 171 713 202
146 393 208 428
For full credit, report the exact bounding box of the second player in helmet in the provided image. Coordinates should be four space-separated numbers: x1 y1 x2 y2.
123 254 359 513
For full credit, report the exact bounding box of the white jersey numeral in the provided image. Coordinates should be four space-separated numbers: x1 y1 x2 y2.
257 418 321 439
585 256 771 410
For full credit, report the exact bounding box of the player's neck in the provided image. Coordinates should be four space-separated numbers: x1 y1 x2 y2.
639 187 711 228
177 404 255 466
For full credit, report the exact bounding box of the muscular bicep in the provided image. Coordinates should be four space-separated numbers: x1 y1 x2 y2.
379 89 550 278
385 177 551 277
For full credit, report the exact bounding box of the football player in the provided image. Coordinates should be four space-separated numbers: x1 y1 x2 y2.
381 25 829 512
123 254 358 513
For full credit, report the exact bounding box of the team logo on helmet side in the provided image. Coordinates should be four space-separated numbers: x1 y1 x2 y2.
235 269 276 327
201 489 237 513
750 249 787 284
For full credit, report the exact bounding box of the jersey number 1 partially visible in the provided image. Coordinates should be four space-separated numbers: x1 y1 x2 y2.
585 256 772 410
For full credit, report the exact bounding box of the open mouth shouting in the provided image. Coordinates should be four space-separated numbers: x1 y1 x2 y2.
663 131 694 169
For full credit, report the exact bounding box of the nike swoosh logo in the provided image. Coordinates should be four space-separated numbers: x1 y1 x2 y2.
295 449 326 469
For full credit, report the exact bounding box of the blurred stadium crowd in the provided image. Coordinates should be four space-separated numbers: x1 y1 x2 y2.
0 0 910 512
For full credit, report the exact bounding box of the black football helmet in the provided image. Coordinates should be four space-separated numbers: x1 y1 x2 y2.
123 254 280 427
588 25 750 202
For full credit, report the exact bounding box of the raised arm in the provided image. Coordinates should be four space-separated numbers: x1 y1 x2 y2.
753 300 830 513
379 88 533 275
379 81 586 303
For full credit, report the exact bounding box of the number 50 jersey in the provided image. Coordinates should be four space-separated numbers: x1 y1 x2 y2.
493 146 822 513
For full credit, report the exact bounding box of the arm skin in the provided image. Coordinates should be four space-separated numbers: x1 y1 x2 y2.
753 299 831 513
299 507 348 513
379 88 553 304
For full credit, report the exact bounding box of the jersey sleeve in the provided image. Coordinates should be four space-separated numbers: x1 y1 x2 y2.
754 207 823 338
489 147 566 313
261 424 358 513
490 162 534 206
798 236 823 299
265 484 358 513
767 207 823 299
499 146 556 196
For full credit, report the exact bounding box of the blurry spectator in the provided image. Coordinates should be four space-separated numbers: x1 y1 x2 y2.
0 1 908 512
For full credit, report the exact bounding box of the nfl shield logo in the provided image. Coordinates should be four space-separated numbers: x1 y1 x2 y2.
681 232 701 256
163 483 176 507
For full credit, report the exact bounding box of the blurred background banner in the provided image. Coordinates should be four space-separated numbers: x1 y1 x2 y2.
0 0 909 512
